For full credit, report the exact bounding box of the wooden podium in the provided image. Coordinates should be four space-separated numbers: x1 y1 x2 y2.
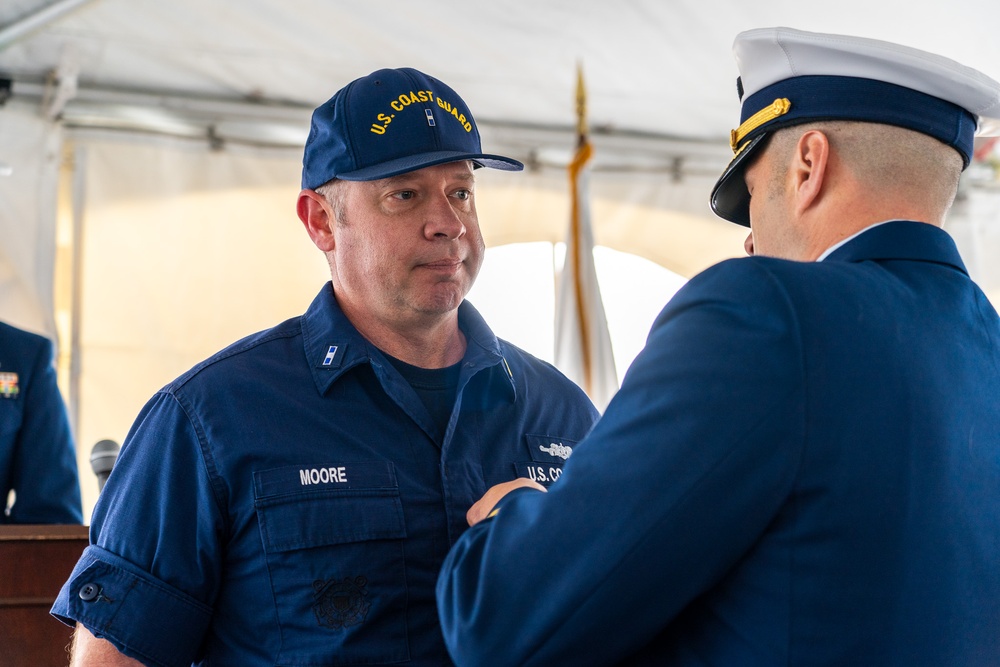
0 525 89 667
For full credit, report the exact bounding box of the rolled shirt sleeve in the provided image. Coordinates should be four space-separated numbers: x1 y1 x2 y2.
51 391 226 666
52 546 214 667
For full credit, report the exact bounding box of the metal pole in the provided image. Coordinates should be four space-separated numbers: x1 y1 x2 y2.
0 0 100 51
68 144 86 440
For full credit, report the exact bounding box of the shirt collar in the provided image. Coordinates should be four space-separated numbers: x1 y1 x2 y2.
300 283 513 398
819 220 968 275
816 220 894 261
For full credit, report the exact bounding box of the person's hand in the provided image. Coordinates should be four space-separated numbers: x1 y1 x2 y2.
467 478 546 526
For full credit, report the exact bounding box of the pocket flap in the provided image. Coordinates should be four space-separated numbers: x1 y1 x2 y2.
254 462 405 552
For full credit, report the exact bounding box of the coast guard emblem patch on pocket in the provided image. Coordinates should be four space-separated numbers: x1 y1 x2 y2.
312 576 371 629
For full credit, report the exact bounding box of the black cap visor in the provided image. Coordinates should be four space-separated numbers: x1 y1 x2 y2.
709 133 769 227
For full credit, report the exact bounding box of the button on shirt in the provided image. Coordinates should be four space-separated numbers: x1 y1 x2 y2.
51 284 598 666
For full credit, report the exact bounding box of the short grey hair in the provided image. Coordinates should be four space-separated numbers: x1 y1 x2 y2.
314 179 347 224
769 121 964 213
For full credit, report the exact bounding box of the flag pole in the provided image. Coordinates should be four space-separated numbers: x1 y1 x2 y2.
568 62 595 394
555 62 618 410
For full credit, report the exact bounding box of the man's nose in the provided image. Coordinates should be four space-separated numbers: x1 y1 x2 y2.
424 196 467 240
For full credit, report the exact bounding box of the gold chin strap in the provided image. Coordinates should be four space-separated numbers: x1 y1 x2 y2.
730 98 792 153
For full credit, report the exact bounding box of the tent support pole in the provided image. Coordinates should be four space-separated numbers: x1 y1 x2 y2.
0 0 100 52
67 144 86 440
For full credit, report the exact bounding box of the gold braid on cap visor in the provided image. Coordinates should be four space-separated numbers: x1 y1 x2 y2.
729 98 792 154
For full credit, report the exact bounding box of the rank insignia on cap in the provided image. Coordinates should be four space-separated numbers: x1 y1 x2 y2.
0 372 19 399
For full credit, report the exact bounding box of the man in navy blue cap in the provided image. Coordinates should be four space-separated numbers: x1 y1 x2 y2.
52 68 599 666
435 28 1000 665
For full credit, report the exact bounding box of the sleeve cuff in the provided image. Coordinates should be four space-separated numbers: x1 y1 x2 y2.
486 484 545 520
51 545 213 667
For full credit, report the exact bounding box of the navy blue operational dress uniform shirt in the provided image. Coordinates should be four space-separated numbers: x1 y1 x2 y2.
51 283 598 666
437 221 1000 666
0 321 82 524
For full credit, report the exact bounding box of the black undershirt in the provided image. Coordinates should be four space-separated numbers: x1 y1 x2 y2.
384 354 462 440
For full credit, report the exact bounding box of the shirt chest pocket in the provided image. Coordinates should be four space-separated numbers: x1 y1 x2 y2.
254 462 409 666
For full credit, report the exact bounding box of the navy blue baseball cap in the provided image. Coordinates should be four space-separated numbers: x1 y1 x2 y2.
711 27 1000 226
301 67 523 189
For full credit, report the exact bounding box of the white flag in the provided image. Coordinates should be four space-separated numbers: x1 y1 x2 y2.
554 66 618 411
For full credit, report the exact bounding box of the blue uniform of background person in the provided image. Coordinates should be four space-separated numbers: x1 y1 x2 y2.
437 220 1000 665
0 320 82 524
52 285 598 665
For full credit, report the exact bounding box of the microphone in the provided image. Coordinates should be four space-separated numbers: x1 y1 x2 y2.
90 439 120 491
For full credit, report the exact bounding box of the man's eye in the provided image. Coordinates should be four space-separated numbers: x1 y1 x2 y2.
454 189 471 200
393 191 415 200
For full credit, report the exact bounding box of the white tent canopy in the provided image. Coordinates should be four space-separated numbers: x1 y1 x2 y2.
3 0 1000 517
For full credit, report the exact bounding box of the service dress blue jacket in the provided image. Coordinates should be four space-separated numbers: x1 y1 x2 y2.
0 321 82 524
52 284 598 666
437 221 1000 666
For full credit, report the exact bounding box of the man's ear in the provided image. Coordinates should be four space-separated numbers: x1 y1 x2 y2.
792 130 830 216
297 189 336 252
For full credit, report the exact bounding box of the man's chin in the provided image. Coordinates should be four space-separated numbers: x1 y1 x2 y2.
414 286 468 316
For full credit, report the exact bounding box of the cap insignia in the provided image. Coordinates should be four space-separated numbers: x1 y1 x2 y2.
730 98 792 153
